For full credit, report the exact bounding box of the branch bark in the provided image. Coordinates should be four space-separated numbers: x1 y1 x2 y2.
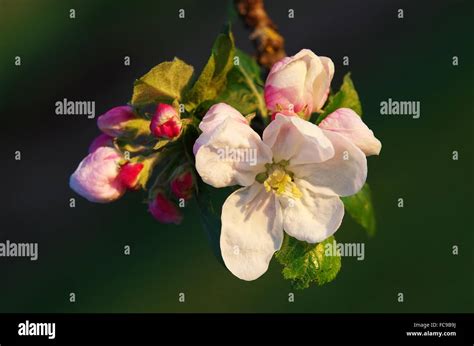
235 0 286 69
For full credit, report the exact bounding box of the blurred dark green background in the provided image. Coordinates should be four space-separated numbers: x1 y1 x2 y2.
0 0 472 313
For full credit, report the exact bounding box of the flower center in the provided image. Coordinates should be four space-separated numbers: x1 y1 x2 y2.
257 161 302 199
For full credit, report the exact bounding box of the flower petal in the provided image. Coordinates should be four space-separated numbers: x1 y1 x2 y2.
193 103 249 155
281 179 344 243
319 108 382 156
192 130 212 155
264 49 325 116
220 184 283 281
195 118 272 188
198 103 247 133
291 130 367 197
262 114 334 165
265 58 307 106
69 147 125 203
313 56 334 111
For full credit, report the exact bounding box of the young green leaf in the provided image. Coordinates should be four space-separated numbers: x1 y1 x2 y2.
217 49 267 116
341 183 376 237
275 234 341 290
121 118 152 139
115 140 149 154
184 26 235 110
153 139 170 151
316 72 362 124
131 58 194 106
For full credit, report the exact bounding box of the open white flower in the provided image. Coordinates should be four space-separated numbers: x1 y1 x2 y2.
194 103 369 281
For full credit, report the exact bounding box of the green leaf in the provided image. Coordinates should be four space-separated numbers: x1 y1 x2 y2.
341 183 376 237
217 49 267 116
275 234 341 290
316 72 362 124
121 118 151 139
153 139 170 151
115 140 149 154
131 58 194 106
226 0 239 23
184 26 235 109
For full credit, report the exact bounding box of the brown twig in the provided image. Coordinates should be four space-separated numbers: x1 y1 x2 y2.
235 0 286 69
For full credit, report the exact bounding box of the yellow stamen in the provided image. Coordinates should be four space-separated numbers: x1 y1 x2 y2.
263 167 302 199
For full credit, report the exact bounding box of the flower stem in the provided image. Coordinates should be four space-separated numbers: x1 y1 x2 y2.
237 62 267 118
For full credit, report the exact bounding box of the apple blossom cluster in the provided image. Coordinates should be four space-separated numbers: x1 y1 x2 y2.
70 103 193 224
193 50 381 280
69 30 381 287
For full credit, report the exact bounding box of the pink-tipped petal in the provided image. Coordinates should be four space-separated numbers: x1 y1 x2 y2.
198 103 247 133
97 105 135 137
193 103 249 155
319 108 381 156
88 133 113 153
70 147 125 203
264 49 332 118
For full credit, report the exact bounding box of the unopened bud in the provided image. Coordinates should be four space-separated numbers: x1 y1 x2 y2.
150 104 182 139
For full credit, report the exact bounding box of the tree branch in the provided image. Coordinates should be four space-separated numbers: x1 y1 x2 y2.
235 0 286 69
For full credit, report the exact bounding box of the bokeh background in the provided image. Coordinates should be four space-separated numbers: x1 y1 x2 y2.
0 0 472 313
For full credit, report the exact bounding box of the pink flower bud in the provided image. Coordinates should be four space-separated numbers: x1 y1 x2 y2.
148 193 183 224
150 104 181 139
88 133 114 153
97 105 135 137
264 49 334 118
117 162 144 190
70 147 125 203
171 171 194 200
